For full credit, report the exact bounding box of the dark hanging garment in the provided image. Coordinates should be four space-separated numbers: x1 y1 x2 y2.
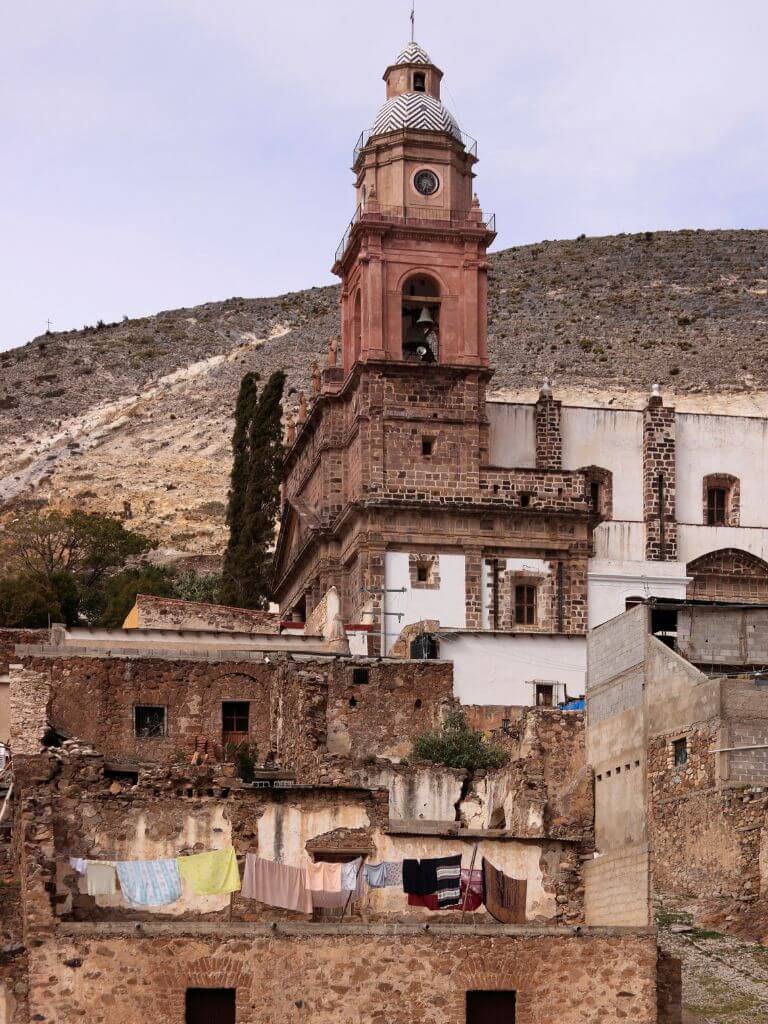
482 857 527 924
402 859 427 895
402 855 462 905
431 854 462 907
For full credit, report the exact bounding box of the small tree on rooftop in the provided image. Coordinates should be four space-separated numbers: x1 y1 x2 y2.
221 369 286 609
412 711 509 772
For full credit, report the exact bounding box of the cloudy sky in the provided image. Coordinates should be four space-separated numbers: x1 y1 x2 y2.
1 0 766 351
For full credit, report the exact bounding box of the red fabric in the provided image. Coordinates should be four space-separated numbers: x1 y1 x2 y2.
407 877 482 912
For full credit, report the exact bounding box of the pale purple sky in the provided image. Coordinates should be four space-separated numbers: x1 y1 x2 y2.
1 0 766 351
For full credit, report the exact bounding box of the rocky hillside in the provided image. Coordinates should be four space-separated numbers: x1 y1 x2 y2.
0 229 766 559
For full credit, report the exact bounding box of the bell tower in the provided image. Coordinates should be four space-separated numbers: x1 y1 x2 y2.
275 40 589 658
333 41 496 371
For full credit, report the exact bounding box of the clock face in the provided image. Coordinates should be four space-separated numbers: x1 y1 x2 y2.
414 169 440 196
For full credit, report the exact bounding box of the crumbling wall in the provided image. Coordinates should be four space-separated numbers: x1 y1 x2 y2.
0 630 45 675
461 709 593 842
15 654 454 771
8 666 51 756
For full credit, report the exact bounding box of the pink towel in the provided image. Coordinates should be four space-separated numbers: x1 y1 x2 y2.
304 859 342 892
241 855 312 915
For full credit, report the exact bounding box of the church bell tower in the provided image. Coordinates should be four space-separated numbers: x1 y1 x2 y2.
274 41 589 656
333 41 496 370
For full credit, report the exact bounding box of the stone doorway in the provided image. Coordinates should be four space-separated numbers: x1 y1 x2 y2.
466 990 516 1023
185 988 236 1023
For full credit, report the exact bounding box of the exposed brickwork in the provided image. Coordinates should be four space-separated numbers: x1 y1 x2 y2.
408 553 440 589
643 397 677 561
687 547 768 603
275 362 592 641
701 473 740 527
534 393 562 470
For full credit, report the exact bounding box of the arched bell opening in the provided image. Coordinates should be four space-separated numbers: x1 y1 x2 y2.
401 274 440 363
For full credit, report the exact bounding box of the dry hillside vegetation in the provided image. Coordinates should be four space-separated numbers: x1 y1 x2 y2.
0 229 766 558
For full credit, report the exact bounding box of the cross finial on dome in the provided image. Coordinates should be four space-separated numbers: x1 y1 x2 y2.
410 0 415 43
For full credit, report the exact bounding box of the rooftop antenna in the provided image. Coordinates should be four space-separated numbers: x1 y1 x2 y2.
410 0 415 42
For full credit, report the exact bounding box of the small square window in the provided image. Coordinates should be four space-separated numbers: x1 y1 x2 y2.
421 437 434 456
417 565 429 582
352 667 370 685
673 737 688 767
222 701 249 735
134 706 166 738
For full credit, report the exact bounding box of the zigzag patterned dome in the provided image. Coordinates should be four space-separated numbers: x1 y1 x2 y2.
395 41 433 65
371 92 461 141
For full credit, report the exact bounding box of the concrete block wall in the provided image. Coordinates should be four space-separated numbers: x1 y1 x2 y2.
583 845 650 926
587 604 647 691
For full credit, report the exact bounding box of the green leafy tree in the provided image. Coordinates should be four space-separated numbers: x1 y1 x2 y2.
412 711 510 772
93 565 176 627
222 370 286 608
172 570 223 605
0 572 79 628
3 510 154 590
1 509 155 626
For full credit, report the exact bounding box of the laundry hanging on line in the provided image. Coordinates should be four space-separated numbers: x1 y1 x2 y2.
241 855 313 914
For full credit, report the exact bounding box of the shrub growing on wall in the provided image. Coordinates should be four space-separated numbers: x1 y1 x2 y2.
412 711 510 772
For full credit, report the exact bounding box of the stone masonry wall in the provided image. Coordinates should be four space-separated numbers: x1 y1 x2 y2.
15 654 454 773
25 926 661 1024
132 595 279 633
534 392 562 470
643 398 677 561
0 630 45 675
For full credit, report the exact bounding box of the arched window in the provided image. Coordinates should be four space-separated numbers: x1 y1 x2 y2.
687 548 768 603
352 290 362 362
401 274 440 363
703 474 740 526
413 72 426 92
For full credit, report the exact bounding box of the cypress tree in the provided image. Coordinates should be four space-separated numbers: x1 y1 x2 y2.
222 370 286 608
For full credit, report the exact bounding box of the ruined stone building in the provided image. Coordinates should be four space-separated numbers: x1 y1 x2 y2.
272 44 768 706
0 605 683 1023
586 600 768 933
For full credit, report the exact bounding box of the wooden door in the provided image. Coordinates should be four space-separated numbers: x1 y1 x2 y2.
185 988 236 1024
466 990 516 1023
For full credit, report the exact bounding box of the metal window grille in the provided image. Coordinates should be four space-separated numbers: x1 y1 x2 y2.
134 706 166 738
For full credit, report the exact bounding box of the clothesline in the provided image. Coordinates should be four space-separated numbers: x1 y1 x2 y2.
68 847 526 920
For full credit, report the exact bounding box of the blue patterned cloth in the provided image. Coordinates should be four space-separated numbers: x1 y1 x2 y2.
116 858 182 907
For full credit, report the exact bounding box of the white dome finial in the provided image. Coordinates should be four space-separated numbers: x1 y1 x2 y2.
540 377 553 398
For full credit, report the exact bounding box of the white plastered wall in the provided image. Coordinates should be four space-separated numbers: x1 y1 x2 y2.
561 407 644 521
383 551 466 654
444 633 586 704
487 402 536 466
676 413 768 527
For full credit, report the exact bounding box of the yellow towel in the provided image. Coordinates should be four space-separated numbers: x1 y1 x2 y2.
177 847 240 895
